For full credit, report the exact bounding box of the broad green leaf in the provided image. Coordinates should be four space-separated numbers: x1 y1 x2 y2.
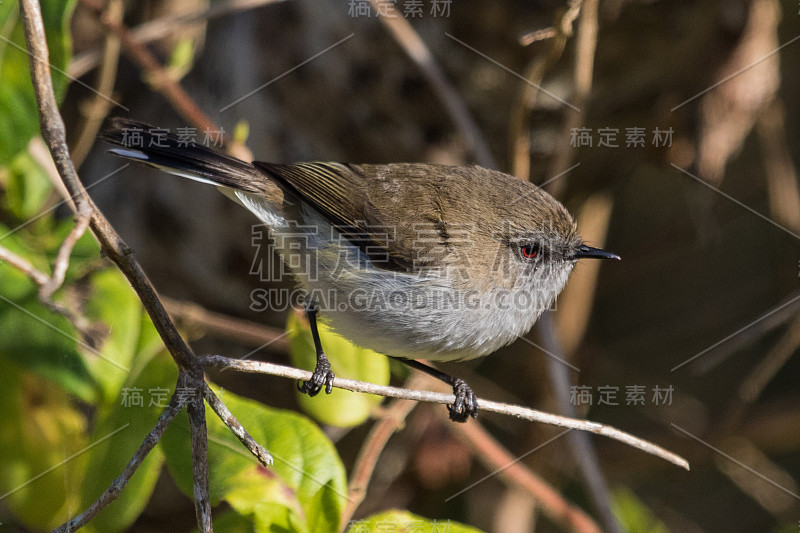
0 360 87 531
225 468 308 533
347 510 485 533
3 150 53 220
83 268 157 404
80 353 177 533
288 311 389 427
0 261 96 402
161 387 347 533
0 0 77 163
612 487 669 533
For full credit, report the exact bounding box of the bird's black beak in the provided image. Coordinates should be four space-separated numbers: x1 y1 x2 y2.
573 244 620 260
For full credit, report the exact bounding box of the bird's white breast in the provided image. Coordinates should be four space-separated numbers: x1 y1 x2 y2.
234 191 571 361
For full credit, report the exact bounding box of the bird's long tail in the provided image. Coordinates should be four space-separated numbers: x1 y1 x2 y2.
100 117 270 194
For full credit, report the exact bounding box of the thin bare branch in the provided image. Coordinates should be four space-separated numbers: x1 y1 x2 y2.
69 0 288 79
199 355 689 470
68 0 123 168
78 0 217 135
546 0 597 198
0 229 92 335
510 0 582 182
203 384 274 466
519 27 559 46
0 244 49 285
738 314 800 403
39 212 90 300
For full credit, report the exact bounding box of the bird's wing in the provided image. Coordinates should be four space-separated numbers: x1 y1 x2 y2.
253 162 450 273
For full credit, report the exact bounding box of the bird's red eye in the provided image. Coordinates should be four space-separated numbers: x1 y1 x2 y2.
521 243 539 259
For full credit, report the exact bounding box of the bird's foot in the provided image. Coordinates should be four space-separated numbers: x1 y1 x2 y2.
298 354 335 396
448 378 478 422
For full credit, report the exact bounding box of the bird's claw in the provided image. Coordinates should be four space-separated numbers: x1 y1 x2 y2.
447 378 478 422
298 355 335 396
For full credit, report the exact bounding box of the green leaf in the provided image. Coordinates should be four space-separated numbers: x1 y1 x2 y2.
0 261 96 402
3 150 53 220
225 468 308 533
612 487 670 533
82 268 158 405
347 510 485 533
0 0 77 163
161 387 347 533
0 360 88 531
80 353 178 533
288 311 389 427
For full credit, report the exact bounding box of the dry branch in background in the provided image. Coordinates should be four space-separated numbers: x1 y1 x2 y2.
340 374 424 528
697 0 780 185
509 2 623 531
443 408 603 533
164 297 289 352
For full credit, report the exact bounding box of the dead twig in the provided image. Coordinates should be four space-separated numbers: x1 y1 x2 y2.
510 0 583 182
0 245 49 286
69 0 288 79
204 383 274 466
0 221 91 335
69 0 123 168
39 212 90 301
78 0 218 136
739 315 800 403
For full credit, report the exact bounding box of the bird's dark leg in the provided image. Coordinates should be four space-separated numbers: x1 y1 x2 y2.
298 303 335 396
401 359 478 422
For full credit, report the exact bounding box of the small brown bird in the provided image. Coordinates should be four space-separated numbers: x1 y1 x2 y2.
102 118 618 422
